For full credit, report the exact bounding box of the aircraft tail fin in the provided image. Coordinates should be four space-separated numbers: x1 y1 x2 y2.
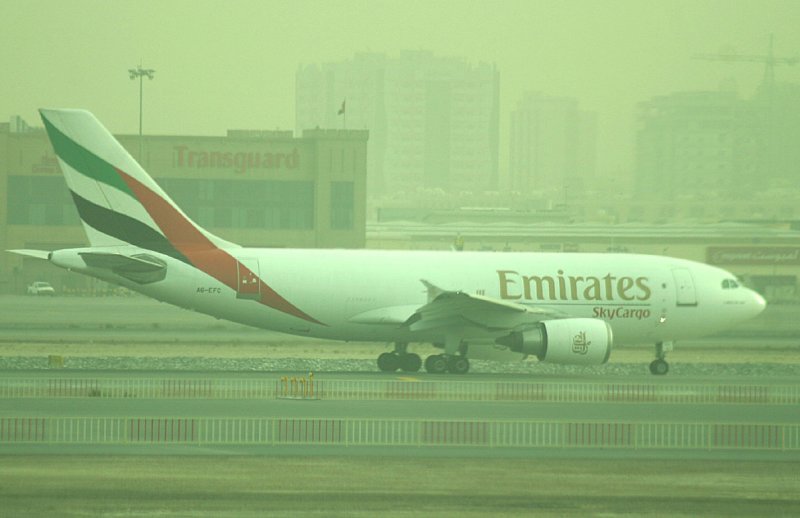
38 109 322 325
39 109 235 260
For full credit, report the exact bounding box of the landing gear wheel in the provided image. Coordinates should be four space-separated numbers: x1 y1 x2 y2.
400 353 422 372
447 356 470 375
424 354 447 374
649 359 669 375
377 352 399 372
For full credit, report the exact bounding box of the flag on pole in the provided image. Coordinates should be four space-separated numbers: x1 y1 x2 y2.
338 100 346 115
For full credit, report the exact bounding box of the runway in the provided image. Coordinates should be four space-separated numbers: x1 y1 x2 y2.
5 387 798 423
1 370 798 459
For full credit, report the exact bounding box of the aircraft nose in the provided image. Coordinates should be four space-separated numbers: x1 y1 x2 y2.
747 289 767 319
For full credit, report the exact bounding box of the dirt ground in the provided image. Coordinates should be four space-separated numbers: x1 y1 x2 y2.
0 340 401 359
1 456 798 517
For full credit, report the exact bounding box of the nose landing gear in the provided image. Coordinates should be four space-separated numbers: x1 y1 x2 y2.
649 341 672 375
649 358 669 375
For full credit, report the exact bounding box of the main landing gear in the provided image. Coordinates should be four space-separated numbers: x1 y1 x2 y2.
424 354 469 375
423 336 470 374
375 339 471 374
649 341 672 375
377 343 422 373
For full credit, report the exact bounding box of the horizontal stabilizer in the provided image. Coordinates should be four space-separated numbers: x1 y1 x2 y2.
79 252 167 284
79 252 164 272
6 249 51 260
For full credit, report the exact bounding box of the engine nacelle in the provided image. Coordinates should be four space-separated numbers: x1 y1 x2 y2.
495 318 613 365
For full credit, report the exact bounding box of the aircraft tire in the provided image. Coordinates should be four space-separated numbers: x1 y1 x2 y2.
424 354 447 374
649 359 669 375
377 352 399 372
447 356 470 375
400 353 422 372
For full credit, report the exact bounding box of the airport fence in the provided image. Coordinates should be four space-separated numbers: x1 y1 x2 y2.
0 377 799 405
0 416 798 451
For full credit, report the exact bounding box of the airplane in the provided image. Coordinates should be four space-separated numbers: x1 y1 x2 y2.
9 109 766 375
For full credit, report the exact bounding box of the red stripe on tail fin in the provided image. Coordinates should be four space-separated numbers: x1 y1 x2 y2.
118 169 323 325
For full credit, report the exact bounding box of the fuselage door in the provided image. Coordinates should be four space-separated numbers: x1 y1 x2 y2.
236 258 261 300
671 268 697 307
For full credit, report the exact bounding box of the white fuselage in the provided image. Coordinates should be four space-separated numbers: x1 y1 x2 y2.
33 107 767 371
52 247 766 349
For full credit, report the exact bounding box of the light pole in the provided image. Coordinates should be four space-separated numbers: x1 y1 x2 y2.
128 65 155 161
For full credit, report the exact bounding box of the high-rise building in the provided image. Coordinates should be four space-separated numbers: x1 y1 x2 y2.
296 51 499 196
509 93 596 197
634 84 800 199
754 82 800 185
634 90 754 198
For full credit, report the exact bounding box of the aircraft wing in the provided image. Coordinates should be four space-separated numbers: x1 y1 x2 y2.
348 305 423 325
347 280 565 334
405 280 564 333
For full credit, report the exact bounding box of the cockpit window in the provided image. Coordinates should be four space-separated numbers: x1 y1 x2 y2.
722 279 740 289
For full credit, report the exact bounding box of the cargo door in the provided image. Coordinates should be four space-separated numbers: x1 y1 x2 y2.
672 268 697 307
236 258 261 300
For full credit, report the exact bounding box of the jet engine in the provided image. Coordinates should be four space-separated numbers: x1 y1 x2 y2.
495 318 612 365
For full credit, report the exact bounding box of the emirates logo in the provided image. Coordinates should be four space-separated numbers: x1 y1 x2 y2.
571 331 590 355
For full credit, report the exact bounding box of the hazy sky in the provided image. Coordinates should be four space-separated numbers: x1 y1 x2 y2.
3 0 799 174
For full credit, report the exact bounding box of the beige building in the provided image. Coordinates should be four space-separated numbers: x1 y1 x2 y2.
1 119 367 294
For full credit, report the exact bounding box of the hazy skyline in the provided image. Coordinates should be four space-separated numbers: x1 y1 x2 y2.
3 0 799 175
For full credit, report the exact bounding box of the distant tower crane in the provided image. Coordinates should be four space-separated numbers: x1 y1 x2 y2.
694 34 798 95
694 34 798 178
